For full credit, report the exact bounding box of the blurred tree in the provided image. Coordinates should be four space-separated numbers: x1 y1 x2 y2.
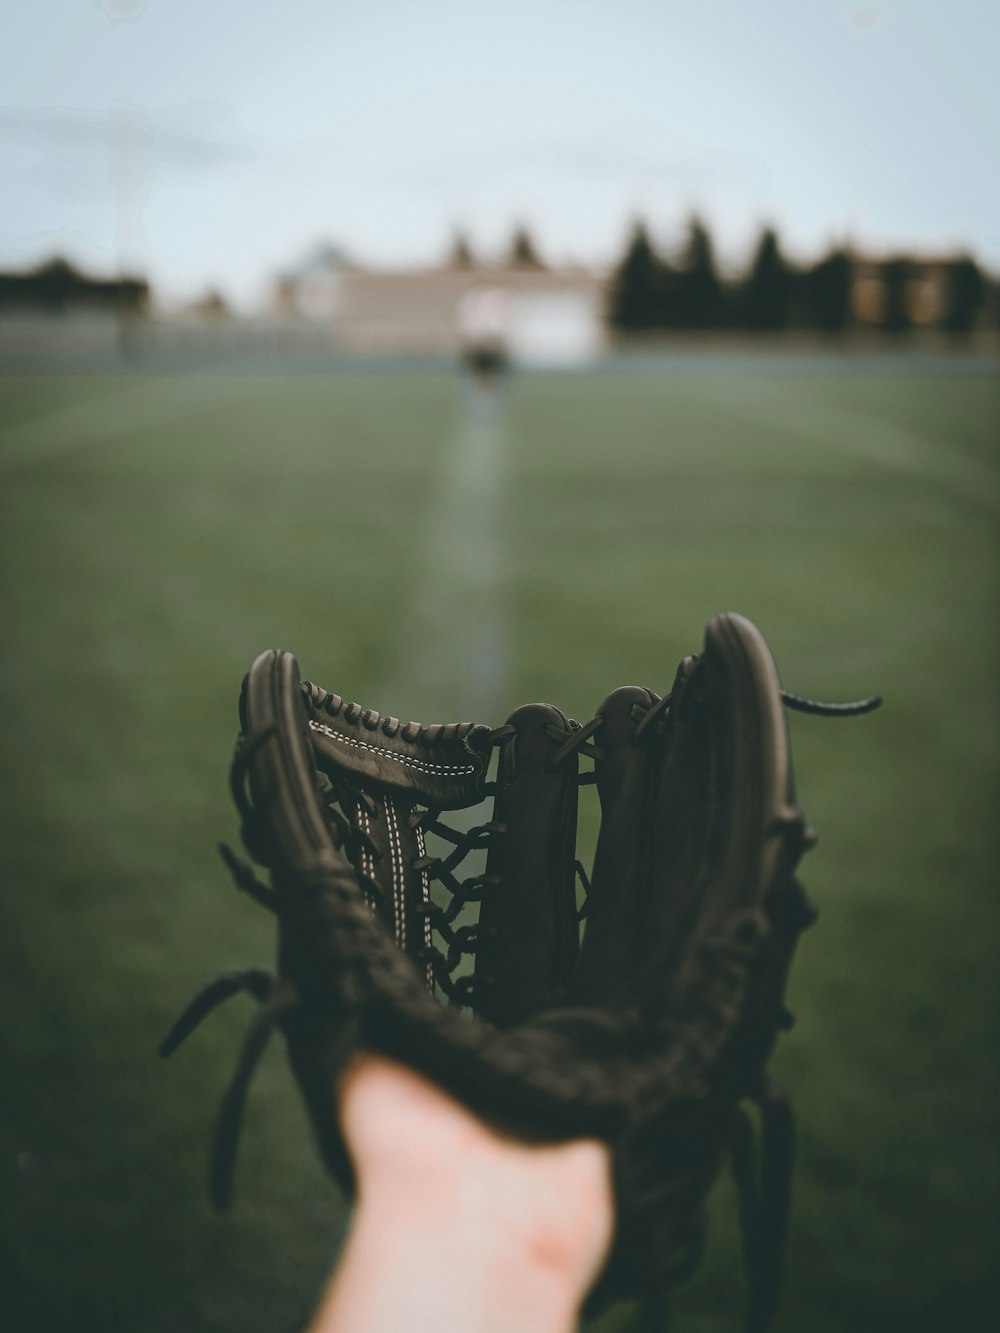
802 248 853 333
742 227 792 330
881 257 913 333
675 217 723 328
191 288 229 319
449 231 475 268
0 256 148 316
509 225 545 269
31 257 82 312
943 256 984 334
608 221 667 332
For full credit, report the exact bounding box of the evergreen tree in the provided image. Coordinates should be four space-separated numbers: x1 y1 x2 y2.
509 225 545 269
803 248 853 333
742 227 792 330
881 257 912 333
675 217 723 328
608 221 666 332
449 231 475 268
943 256 984 334
33 257 83 312
193 288 229 318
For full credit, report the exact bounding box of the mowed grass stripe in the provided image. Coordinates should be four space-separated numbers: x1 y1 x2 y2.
711 373 1000 516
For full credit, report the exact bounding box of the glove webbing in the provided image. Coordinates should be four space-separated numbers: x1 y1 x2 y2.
327 713 601 1016
323 725 551 1011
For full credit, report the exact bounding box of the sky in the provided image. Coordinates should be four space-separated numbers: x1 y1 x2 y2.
3 0 998 310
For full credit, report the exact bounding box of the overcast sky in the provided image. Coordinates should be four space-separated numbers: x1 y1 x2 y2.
3 0 997 309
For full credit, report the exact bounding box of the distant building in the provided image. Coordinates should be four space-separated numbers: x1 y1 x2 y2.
849 257 954 328
274 257 607 365
272 243 355 323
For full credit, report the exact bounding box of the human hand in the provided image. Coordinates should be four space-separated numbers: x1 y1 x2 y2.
308 1052 614 1333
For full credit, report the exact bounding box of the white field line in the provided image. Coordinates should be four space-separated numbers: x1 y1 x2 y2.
377 385 509 727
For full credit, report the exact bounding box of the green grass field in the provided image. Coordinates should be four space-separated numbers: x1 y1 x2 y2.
1 354 998 1332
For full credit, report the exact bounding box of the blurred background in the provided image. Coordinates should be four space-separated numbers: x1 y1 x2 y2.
1 2 997 1330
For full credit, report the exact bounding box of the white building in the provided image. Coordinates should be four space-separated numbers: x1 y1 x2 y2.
275 256 608 365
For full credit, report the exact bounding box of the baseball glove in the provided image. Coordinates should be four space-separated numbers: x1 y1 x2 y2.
161 612 880 1329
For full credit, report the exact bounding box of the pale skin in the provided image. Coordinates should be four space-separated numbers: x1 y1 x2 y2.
307 1053 615 1333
